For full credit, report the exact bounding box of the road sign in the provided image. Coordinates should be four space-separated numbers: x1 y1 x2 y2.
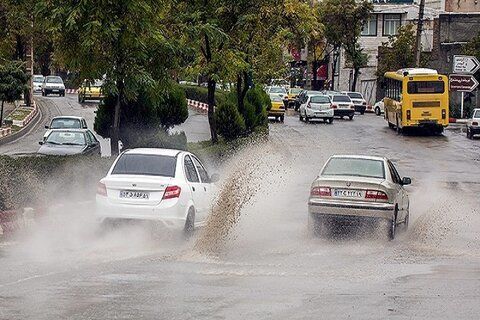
449 74 479 92
453 55 480 74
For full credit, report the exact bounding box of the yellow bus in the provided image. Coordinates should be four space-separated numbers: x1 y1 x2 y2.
383 68 449 134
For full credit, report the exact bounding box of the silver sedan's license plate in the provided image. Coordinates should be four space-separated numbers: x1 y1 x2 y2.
120 190 149 199
333 189 364 198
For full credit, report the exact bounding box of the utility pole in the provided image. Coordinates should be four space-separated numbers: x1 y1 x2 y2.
414 0 425 67
25 14 34 107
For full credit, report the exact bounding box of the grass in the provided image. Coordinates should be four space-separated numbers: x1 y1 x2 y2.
6 108 32 122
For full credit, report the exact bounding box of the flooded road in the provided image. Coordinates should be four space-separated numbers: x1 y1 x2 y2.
1 113 480 319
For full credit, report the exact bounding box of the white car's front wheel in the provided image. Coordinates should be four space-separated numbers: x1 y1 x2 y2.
375 107 381 116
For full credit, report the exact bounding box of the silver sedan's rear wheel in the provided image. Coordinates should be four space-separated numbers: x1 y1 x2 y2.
388 208 398 240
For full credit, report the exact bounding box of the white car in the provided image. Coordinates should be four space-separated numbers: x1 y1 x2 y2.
42 76 66 97
329 94 355 120
373 99 385 116
267 86 289 101
96 148 218 235
32 75 44 93
299 94 334 123
466 108 480 139
43 116 88 140
342 91 367 114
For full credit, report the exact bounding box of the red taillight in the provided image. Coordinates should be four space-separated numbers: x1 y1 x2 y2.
365 190 388 201
163 185 181 200
332 105 337 109
473 121 479 126
311 186 331 197
97 182 107 196
367 105 372 110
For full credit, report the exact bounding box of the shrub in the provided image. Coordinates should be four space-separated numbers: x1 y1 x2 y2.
181 85 228 106
94 82 188 149
215 101 246 141
243 86 270 131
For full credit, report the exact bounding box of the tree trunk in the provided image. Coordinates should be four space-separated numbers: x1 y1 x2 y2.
0 100 4 127
331 49 338 90
236 74 243 114
351 68 360 92
312 59 318 91
207 78 218 143
111 80 124 155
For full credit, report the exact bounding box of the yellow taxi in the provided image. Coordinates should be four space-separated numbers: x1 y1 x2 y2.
288 87 302 106
268 94 285 122
78 80 104 103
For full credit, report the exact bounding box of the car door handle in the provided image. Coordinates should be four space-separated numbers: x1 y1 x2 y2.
204 187 207 191
192 187 195 192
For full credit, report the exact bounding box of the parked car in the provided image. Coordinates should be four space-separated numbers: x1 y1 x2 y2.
38 129 100 156
42 76 66 97
466 108 480 139
299 94 334 124
342 91 367 114
96 148 219 235
268 94 285 122
372 99 385 116
78 80 104 103
32 75 44 93
329 94 355 120
44 116 88 140
308 155 411 240
295 90 322 111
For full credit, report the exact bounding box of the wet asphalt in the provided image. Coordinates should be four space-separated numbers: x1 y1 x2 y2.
1 100 480 319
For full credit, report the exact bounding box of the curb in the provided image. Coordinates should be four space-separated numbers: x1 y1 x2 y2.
0 101 41 146
66 89 79 94
187 99 211 113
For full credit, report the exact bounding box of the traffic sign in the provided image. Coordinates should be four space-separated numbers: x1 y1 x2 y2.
453 55 480 74
449 74 479 92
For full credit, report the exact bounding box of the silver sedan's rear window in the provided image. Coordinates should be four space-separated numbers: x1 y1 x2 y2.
112 154 176 177
322 158 385 179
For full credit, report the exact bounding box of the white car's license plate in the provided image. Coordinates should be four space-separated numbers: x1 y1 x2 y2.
333 189 364 198
52 89 59 92
120 190 149 199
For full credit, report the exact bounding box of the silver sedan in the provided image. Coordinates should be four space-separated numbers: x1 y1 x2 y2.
308 155 411 240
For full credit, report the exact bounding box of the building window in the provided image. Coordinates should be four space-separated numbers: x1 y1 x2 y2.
383 14 402 36
361 15 377 36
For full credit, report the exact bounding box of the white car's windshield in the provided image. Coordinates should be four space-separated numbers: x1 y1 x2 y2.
112 154 177 177
310 96 330 104
322 158 385 179
50 118 82 129
46 77 63 84
333 95 351 103
33 76 44 83
347 92 363 99
269 87 286 94
46 131 86 146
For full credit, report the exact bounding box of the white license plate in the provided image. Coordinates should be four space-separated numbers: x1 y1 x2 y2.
333 189 364 198
120 190 149 199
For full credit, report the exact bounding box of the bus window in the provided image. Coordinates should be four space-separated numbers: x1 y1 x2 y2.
407 81 444 94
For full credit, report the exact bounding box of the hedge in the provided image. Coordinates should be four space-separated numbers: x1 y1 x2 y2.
181 85 228 106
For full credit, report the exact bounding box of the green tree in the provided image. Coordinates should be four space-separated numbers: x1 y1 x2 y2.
464 32 480 81
319 0 373 91
377 25 417 77
215 101 246 141
0 60 29 126
37 0 180 154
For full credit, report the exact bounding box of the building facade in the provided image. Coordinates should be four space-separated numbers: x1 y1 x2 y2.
333 3 440 104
